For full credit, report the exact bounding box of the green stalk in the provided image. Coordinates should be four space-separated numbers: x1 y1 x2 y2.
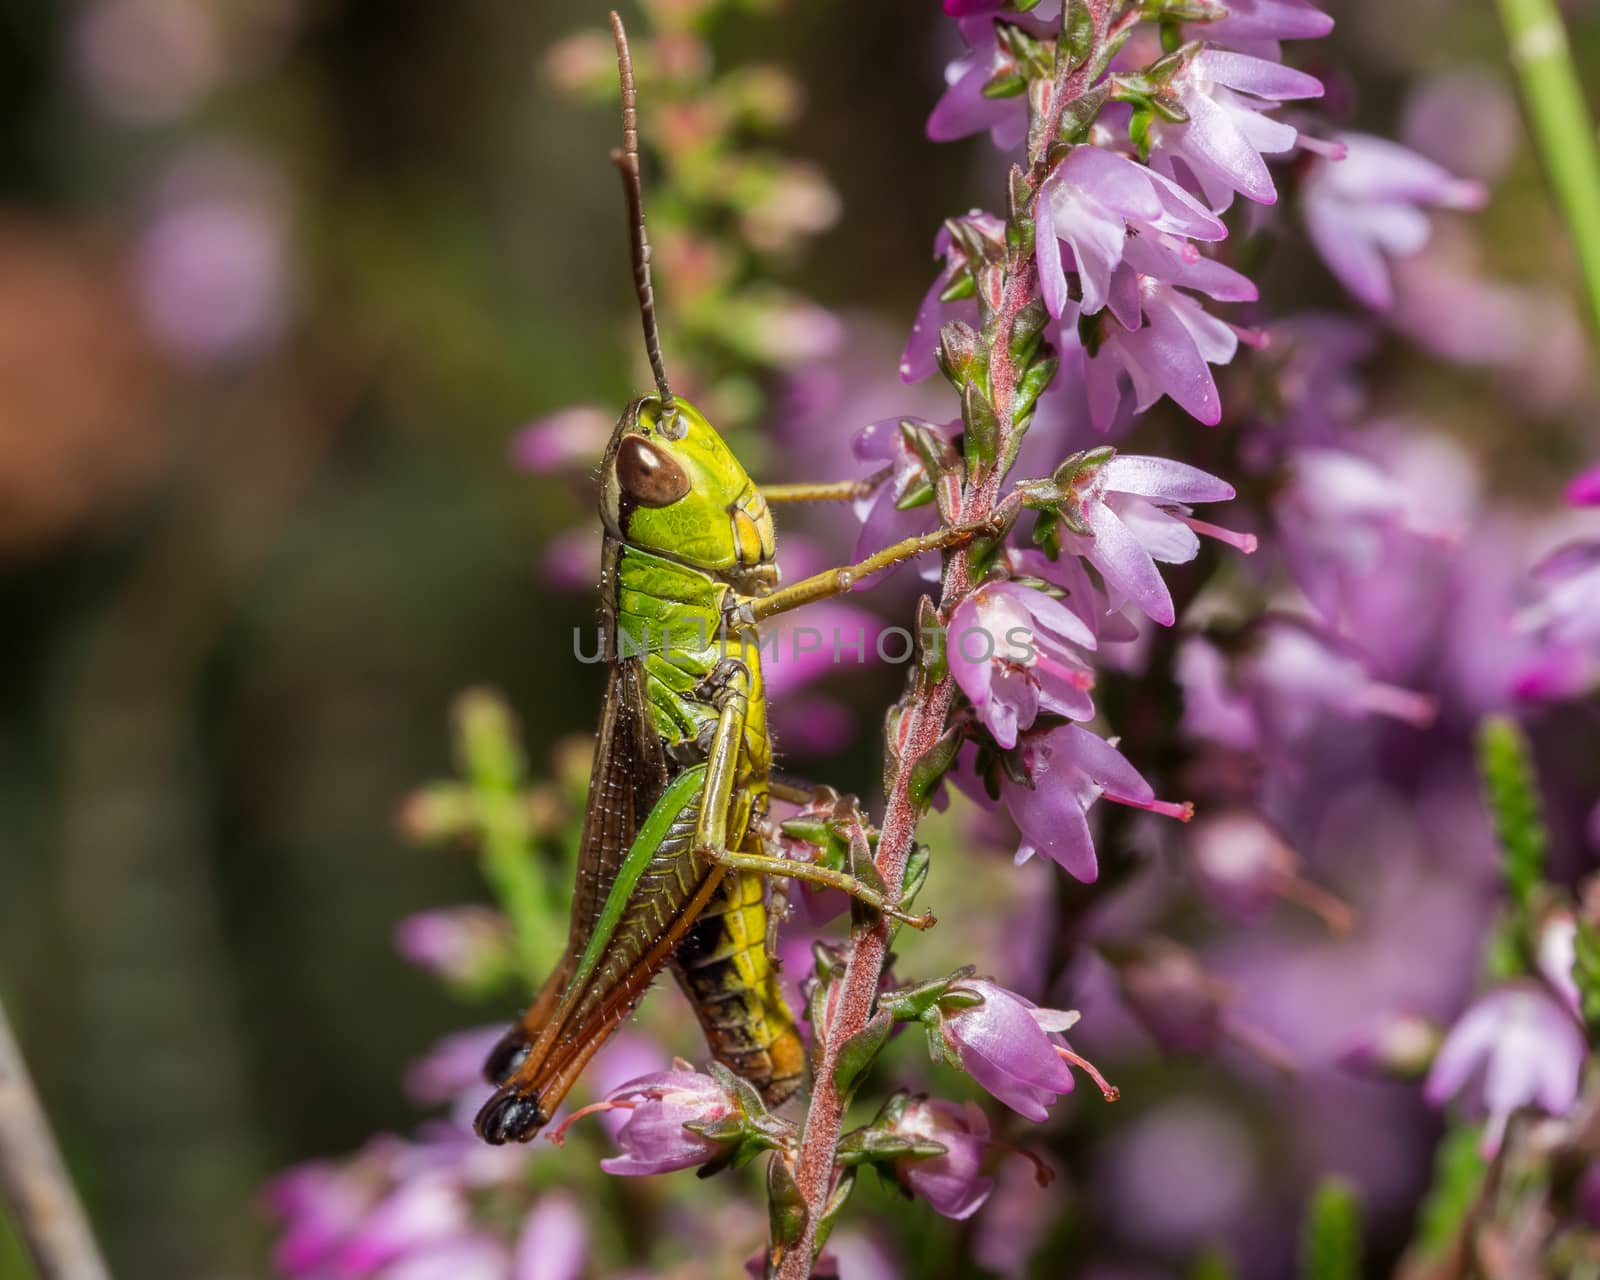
1494 0 1600 339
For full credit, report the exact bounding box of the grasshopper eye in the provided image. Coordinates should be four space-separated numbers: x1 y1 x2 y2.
615 434 691 507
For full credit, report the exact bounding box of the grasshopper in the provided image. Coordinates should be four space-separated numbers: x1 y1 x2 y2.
475 13 988 1145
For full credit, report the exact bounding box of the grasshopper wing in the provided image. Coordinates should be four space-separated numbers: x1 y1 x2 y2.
480 650 669 1088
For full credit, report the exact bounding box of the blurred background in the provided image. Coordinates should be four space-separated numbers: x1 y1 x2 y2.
0 1 1595 1278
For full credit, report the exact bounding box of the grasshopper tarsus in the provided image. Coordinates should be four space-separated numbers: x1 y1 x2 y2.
475 1091 548 1146
482 1029 532 1086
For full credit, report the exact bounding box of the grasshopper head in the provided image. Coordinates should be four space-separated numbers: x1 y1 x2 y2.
601 396 776 587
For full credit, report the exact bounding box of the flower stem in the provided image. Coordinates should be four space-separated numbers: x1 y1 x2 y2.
0 995 112 1280
1494 0 1600 339
769 7 1123 1274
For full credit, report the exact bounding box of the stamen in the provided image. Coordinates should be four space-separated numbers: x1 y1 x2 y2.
547 1099 632 1146
1034 653 1096 691
1056 1046 1120 1101
1358 682 1437 728
1179 515 1258 555
1280 873 1356 934
1297 134 1348 160
1108 792 1194 823
985 1138 1057 1188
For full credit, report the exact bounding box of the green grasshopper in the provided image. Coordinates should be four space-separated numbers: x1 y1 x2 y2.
475 12 987 1145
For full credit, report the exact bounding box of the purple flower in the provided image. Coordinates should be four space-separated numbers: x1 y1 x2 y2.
509 407 613 474
1001 724 1192 881
892 1098 994 1220
1512 541 1600 701
1060 453 1250 626
900 216 997 384
381 1236 510 1280
1424 984 1585 1153
266 1157 381 1276
948 581 1097 748
928 14 1056 149
137 147 295 365
1195 0 1333 57
394 908 515 989
404 1026 506 1107
938 980 1078 1121
849 417 949 580
1569 463 1600 508
1178 617 1436 752
336 1173 472 1276
1088 259 1260 428
1538 911 1582 1019
1186 810 1352 931
1035 146 1225 319
512 1193 587 1280
1147 49 1323 210
598 1070 737 1176
1302 132 1486 310
1338 1012 1442 1080
1274 445 1457 624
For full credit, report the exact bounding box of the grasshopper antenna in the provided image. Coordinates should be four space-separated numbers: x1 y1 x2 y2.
609 11 675 412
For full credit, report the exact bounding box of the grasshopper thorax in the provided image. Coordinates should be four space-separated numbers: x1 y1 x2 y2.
601 395 776 588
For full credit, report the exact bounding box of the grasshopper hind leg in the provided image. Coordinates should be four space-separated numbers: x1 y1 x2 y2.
671 857 805 1109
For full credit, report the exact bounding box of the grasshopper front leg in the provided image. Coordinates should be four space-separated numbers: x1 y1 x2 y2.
737 501 1015 624
693 661 934 930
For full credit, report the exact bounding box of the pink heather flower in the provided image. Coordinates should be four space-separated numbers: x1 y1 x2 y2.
939 980 1078 1121
1274 445 1457 624
948 581 1097 748
1062 453 1249 626
1146 49 1323 211
1194 0 1333 57
394 907 515 988
928 14 1055 149
1301 132 1487 310
892 1098 994 1220
137 147 295 365
1083 266 1256 430
1538 911 1582 1019
266 1158 381 1276
381 1235 510 1280
1007 548 1141 648
1178 617 1436 752
850 417 949 580
1512 541 1600 701
1569 463 1600 507
541 525 602 592
509 406 613 474
403 1026 507 1107
336 1173 473 1276
900 215 998 383
1424 984 1585 1154
512 1193 587 1280
1186 810 1351 931
1035 146 1225 319
599 1070 737 1176
1001 724 1192 881
1337 1012 1442 1080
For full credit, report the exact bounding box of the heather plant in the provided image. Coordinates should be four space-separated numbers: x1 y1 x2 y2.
246 1 1600 1278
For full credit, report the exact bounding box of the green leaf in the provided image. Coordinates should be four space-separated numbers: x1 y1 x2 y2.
1299 1178 1362 1280
766 1154 809 1250
908 727 965 810
1575 919 1600 1029
834 1013 894 1095
1409 1125 1487 1260
1188 1249 1238 1280
1475 716 1548 913
962 381 1001 470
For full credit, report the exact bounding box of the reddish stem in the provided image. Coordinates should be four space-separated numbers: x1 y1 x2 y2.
770 10 1119 1275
